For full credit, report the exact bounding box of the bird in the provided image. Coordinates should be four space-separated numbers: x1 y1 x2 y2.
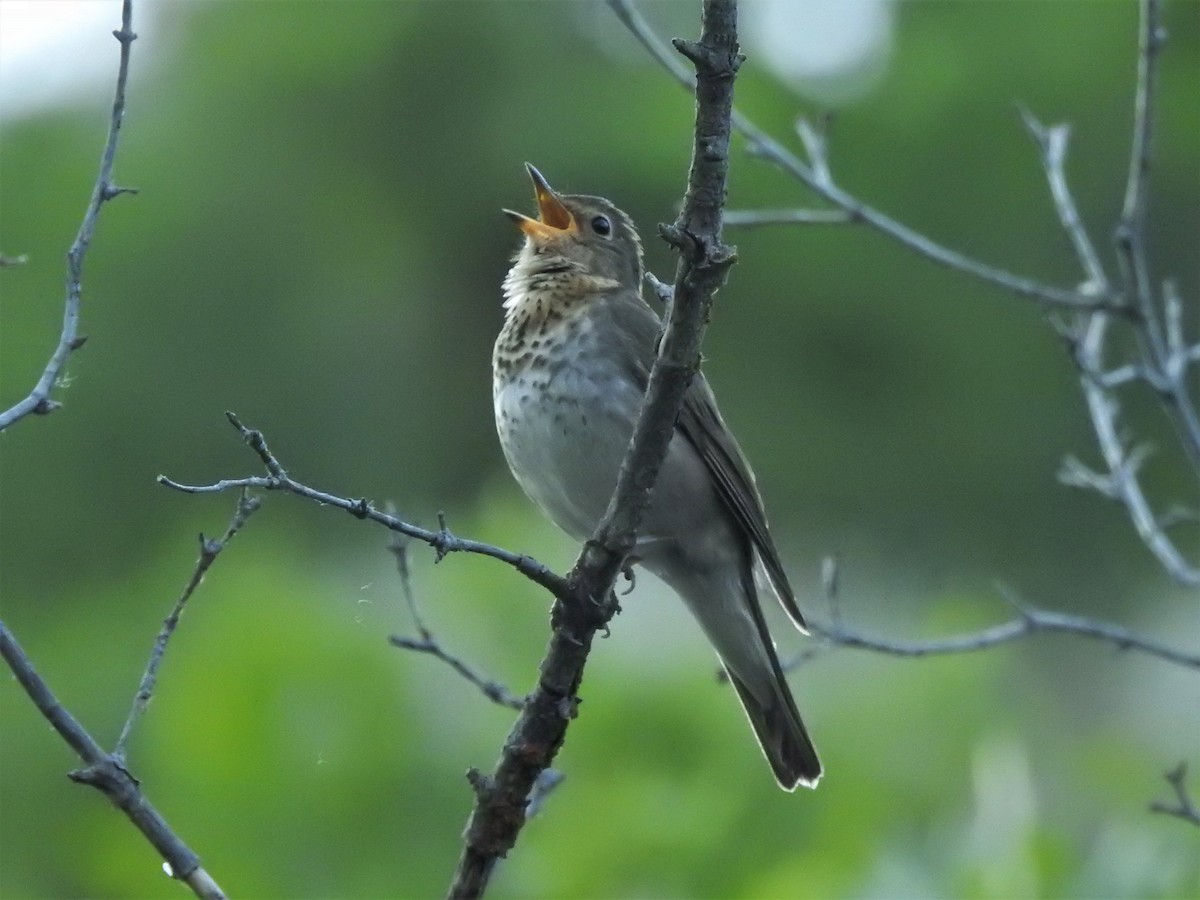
492 163 821 791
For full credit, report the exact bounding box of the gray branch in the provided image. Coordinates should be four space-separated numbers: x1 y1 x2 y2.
1016 7 1198 585
115 490 262 758
0 621 225 899
159 413 570 600
799 591 1199 671
608 0 1126 315
386 535 525 711
1150 763 1200 828
448 2 742 896
616 0 1198 585
785 562 1199 671
723 208 854 228
0 0 139 431
0 4 227 895
1111 0 1200 471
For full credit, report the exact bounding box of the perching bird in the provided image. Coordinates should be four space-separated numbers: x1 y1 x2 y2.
493 164 821 790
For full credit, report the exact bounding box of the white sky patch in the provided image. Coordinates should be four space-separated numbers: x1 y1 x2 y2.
0 0 146 121
742 0 894 104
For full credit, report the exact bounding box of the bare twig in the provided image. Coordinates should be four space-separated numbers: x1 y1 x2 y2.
0 622 226 899
388 533 428 634
798 598 1200 671
645 270 674 305
1058 375 1198 586
1030 0 1200 574
1020 107 1199 584
388 635 526 710
724 208 853 228
0 5 224 894
787 573 1200 670
1017 108 1108 291
618 0 1198 584
1019 72 1198 585
448 2 743 896
1115 0 1160 327
524 769 566 820
159 412 569 600
1112 0 1200 470
386 535 525 710
1150 763 1200 828
114 490 262 758
0 0 139 432
607 0 1126 315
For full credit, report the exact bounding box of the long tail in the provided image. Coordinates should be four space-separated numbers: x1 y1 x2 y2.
725 657 821 791
707 562 821 790
647 549 822 789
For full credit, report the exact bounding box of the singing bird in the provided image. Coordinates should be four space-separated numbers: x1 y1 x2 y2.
493 164 821 790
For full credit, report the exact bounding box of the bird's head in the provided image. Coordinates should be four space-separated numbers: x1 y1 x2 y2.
503 163 644 291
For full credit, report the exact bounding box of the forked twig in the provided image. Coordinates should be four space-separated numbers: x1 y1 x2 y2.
1150 763 1200 827
387 535 525 710
115 490 262 757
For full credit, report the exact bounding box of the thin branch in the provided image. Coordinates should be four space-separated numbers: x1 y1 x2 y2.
1018 108 1109 291
1057 392 1198 586
1150 763 1200 828
1098 341 1200 390
388 531 429 635
607 0 1127 315
1122 0 1159 227
0 0 139 432
802 603 1200 670
448 3 743 896
524 769 566 820
1112 0 1200 472
159 412 570 600
787 580 1200 671
724 208 854 228
386 535 524 711
794 117 834 190
388 636 526 710
0 5 223 894
619 0 1199 584
114 490 261 758
1116 0 1160 311
0 622 226 899
1017 102 1199 585
645 270 674 305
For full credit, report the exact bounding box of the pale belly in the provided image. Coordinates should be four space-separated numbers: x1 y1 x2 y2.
494 356 735 579
494 361 643 543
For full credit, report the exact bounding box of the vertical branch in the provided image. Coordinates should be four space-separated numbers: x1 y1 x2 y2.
1120 0 1159 237
447 1 742 897
0 5 226 894
1113 0 1200 469
0 0 139 431
1019 105 1199 585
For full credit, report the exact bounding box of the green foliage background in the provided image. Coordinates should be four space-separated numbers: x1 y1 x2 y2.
1 1 1197 897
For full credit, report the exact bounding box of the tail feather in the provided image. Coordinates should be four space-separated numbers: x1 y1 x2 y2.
727 668 822 791
642 539 822 790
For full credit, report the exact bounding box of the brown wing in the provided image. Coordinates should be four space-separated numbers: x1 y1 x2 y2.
603 290 806 631
677 374 807 631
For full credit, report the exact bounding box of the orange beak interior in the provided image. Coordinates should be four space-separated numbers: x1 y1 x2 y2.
503 163 576 239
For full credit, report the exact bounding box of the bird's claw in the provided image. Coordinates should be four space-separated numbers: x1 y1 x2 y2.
620 562 637 595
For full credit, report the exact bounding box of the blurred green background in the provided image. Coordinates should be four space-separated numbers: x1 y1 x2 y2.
2 1 1197 897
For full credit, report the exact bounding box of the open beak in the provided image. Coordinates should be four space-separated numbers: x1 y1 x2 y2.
503 163 576 240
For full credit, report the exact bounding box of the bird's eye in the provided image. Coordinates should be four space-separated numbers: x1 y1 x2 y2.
590 215 612 236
